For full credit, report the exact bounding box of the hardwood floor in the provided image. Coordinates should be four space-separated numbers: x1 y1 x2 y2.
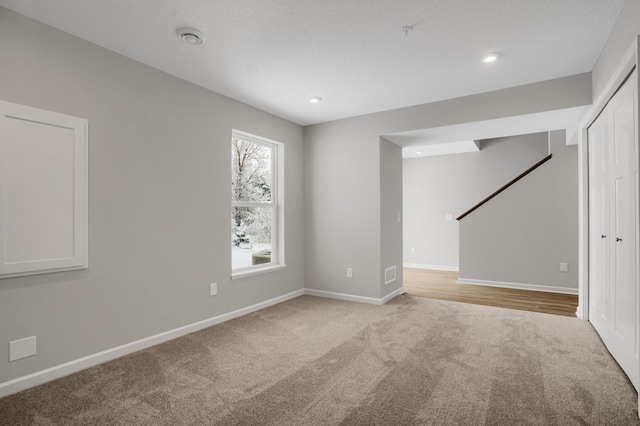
403 268 579 317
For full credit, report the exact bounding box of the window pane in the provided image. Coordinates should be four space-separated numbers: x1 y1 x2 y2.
231 206 272 270
232 138 272 202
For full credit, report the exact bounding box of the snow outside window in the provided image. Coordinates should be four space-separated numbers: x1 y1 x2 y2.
231 131 283 274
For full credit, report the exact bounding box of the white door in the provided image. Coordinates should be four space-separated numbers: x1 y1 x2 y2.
607 70 638 388
588 114 610 341
588 69 638 390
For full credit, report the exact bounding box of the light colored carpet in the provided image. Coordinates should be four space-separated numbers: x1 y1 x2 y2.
0 294 638 425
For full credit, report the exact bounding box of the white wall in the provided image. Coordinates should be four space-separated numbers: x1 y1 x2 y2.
459 131 579 292
0 7 304 386
403 133 548 270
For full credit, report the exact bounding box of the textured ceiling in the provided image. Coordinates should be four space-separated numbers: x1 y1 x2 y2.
0 0 626 126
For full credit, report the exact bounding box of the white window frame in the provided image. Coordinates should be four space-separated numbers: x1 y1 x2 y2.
231 130 285 278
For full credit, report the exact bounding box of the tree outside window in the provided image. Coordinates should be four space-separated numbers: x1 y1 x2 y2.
231 134 278 271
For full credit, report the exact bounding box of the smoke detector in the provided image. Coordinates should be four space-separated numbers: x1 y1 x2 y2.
176 27 204 45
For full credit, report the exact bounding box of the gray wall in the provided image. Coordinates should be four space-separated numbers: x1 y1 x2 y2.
403 133 549 270
0 7 304 384
380 138 403 295
459 131 578 290
1 1 602 389
304 73 590 301
304 120 382 299
592 0 640 102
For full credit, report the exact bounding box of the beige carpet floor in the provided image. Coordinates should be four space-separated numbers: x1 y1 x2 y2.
0 294 638 425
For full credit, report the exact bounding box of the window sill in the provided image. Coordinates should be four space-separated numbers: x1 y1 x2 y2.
231 264 287 280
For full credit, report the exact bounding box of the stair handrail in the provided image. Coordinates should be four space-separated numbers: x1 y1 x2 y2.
456 154 552 221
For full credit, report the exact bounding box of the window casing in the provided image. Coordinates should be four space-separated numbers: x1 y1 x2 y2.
231 131 284 276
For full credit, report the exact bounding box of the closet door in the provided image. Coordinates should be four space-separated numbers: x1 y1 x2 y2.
588 69 638 390
607 70 638 388
588 116 610 341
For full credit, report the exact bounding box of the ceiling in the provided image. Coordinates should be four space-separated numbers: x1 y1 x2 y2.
0 0 626 127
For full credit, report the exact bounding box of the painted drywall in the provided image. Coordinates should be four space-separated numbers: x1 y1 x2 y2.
304 69 590 301
592 0 640 103
459 131 578 291
380 138 403 297
303 120 382 299
403 133 548 270
377 73 592 136
0 7 304 385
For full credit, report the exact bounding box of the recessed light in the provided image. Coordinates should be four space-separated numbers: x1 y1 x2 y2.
176 27 204 45
309 97 322 104
482 53 499 63
416 151 423 154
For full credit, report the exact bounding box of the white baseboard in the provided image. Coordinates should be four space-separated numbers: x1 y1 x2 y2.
380 287 406 304
304 287 405 305
0 286 410 399
403 263 459 272
457 278 578 295
0 289 305 399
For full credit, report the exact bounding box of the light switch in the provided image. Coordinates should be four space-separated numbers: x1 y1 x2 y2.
560 262 568 272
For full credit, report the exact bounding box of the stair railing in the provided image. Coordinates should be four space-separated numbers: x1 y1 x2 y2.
456 154 552 221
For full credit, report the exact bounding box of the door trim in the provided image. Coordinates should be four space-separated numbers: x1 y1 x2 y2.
577 36 639 321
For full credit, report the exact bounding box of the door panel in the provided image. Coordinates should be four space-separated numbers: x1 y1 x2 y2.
609 77 638 388
588 69 638 390
588 119 609 339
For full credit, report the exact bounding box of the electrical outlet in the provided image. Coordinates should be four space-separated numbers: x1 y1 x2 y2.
209 282 217 296
346 268 353 278
9 336 36 361
410 248 415 254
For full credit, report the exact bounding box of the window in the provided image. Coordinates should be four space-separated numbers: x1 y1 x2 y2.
231 131 283 275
